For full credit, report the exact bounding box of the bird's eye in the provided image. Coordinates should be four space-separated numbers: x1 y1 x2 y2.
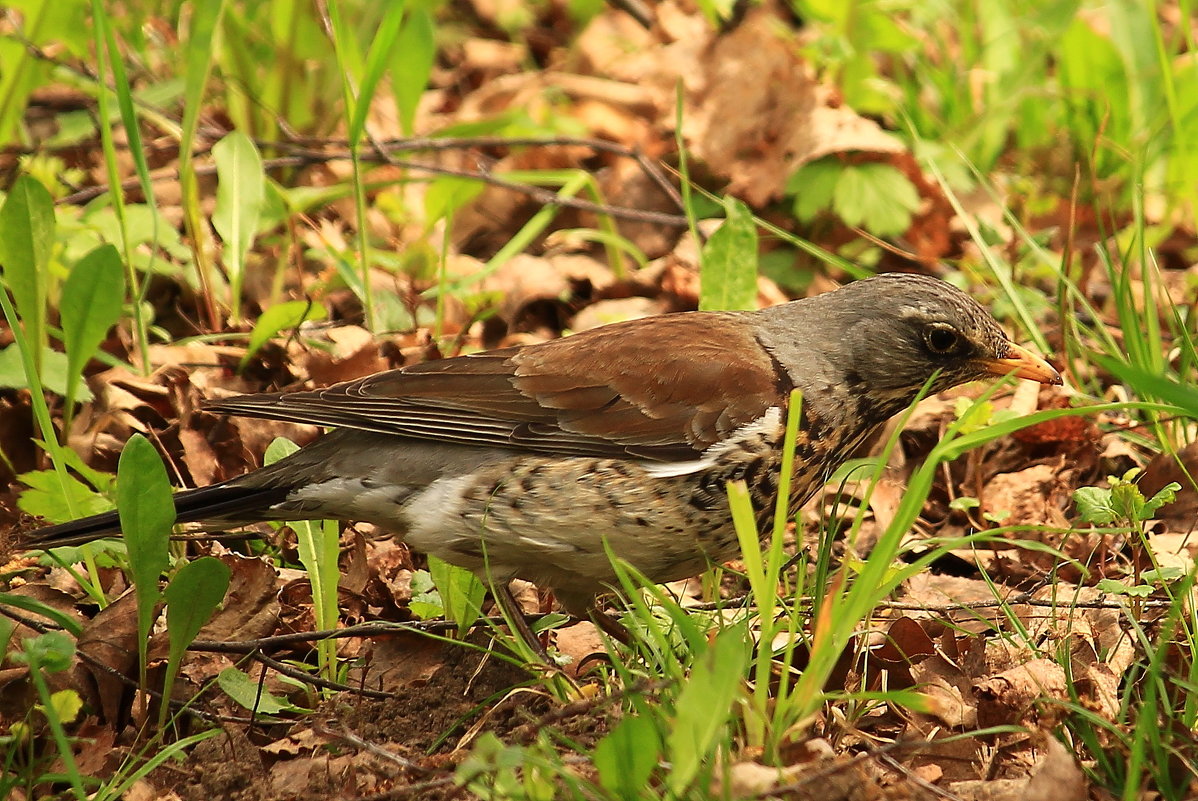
924 324 961 355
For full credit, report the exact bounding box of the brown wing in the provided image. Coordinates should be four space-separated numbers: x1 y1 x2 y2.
204 313 791 461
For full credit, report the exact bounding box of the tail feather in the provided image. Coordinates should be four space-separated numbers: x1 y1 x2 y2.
22 483 294 549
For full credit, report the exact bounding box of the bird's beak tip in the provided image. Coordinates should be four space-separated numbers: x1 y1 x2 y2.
979 343 1062 385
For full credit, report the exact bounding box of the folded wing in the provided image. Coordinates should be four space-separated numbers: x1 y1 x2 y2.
205 313 791 462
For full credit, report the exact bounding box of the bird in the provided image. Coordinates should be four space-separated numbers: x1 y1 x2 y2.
22 273 1061 642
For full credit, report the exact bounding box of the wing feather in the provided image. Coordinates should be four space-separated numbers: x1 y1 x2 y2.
205 313 791 461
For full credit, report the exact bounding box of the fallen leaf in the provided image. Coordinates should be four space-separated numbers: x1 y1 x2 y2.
1024 736 1088 801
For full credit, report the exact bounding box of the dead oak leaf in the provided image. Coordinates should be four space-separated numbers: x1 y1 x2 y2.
683 8 903 205
974 658 1069 727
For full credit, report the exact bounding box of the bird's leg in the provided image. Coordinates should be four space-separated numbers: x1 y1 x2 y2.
556 589 633 646
492 582 552 663
586 605 633 646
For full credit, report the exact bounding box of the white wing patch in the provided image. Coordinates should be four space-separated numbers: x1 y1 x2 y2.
639 406 783 478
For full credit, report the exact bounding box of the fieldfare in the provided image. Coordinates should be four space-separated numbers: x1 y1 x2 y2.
24 274 1061 637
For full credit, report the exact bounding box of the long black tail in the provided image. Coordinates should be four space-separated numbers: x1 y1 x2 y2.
21 482 294 549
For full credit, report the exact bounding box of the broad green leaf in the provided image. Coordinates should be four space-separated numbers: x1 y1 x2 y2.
0 38 44 145
699 197 758 311
0 0 88 144
1142 482 1181 518
0 174 56 369
291 517 341 627
594 714 662 799
118 434 174 581
953 397 996 435
1073 486 1117 524
217 666 304 715
858 10 918 52
37 436 115 494
44 689 83 724
788 158 843 222
117 434 174 689
161 557 231 726
949 496 980 511
1096 578 1153 598
0 618 13 663
0 346 89 400
790 0 846 24
212 131 266 311
694 0 736 24
430 555 486 637
164 557 230 655
241 300 327 367
1058 17 1131 170
1141 567 1186 584
566 0 605 23
264 436 298 465
1108 479 1156 523
408 569 444 620
14 631 76 673
16 468 112 523
666 627 750 794
832 162 920 237
392 6 436 135
266 181 354 218
179 3 225 154
82 204 188 264
59 244 124 409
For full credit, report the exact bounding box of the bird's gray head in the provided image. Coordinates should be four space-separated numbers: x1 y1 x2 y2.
756 273 1059 423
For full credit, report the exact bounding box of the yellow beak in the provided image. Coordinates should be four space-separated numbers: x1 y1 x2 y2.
976 342 1062 385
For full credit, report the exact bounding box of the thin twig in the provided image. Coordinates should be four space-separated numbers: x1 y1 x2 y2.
61 149 689 227
251 650 397 699
187 616 527 653
316 724 431 775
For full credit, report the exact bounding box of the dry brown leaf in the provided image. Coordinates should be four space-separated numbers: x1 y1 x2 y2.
912 655 977 728
570 296 666 331
715 761 794 797
683 9 903 205
454 252 616 334
123 780 172 801
974 658 1069 727
554 622 607 677
365 632 451 691
577 3 904 205
461 37 526 75
210 415 320 469
176 426 220 487
946 778 1032 801
193 552 282 643
0 398 37 484
1140 441 1198 530
1023 736 1088 801
269 753 324 796
261 726 327 756
363 538 417 613
342 530 370 596
299 324 387 387
75 591 142 722
981 464 1070 528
